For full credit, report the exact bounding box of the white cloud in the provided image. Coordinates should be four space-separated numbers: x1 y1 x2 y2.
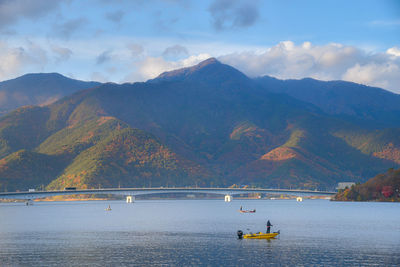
0 40 47 80
387 46 400 57
1 37 399 94
91 71 109 83
343 63 400 91
138 57 172 79
124 53 211 82
218 41 400 93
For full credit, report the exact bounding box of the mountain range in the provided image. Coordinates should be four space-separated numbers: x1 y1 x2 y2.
0 73 100 115
0 58 399 192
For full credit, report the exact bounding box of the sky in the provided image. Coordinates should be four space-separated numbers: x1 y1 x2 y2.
0 0 399 92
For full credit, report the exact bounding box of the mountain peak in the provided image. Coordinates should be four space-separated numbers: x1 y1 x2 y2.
196 57 220 67
148 57 249 84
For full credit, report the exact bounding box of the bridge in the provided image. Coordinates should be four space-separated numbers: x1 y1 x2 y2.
0 187 336 203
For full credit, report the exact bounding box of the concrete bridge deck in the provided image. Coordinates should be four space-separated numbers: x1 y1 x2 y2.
0 187 336 201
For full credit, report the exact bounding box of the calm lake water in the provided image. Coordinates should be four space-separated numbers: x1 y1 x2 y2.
0 199 399 266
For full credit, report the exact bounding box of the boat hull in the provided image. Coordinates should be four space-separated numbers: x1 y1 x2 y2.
243 232 279 239
239 210 256 213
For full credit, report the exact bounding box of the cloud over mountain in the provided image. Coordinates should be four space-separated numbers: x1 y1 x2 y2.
1 37 399 94
126 53 211 82
218 41 400 93
0 40 47 79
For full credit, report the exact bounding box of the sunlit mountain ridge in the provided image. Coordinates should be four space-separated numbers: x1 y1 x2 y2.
0 58 399 192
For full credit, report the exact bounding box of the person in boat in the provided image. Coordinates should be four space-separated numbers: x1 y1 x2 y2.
240 206 242 211
266 220 273 233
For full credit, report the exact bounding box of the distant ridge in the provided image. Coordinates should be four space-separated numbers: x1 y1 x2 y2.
255 76 400 127
0 73 100 115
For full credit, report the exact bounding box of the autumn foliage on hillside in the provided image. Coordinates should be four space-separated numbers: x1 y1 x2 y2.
334 168 400 202
1 59 400 192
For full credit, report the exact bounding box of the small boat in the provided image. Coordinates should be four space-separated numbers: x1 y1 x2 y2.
237 230 280 239
239 206 256 213
105 205 112 211
239 209 256 213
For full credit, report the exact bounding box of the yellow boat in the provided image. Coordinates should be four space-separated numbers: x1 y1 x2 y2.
237 230 280 239
243 232 279 239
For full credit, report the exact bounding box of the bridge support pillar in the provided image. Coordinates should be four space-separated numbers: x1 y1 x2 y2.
224 195 232 202
126 196 135 203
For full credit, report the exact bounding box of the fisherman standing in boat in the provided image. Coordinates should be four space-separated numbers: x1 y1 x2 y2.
266 220 272 233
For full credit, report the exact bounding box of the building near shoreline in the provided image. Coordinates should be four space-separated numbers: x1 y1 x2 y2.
337 182 356 190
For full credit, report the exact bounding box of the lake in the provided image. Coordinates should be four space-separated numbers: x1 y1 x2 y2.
0 199 399 266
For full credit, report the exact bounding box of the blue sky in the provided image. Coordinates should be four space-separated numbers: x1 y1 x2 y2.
0 0 399 92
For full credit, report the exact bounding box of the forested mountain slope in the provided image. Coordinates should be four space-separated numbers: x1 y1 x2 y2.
0 58 399 192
